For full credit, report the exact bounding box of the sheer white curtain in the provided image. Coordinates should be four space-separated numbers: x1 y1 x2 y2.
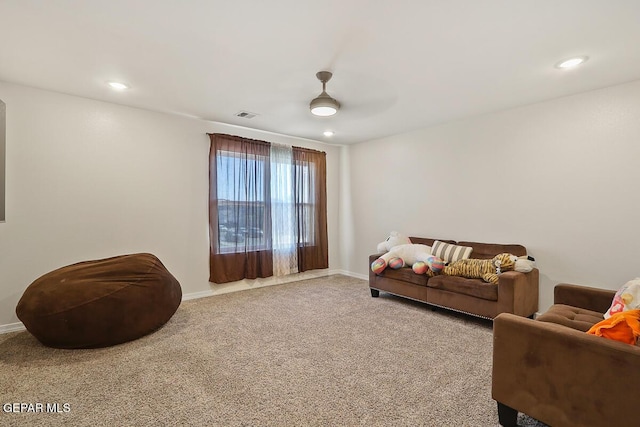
270 144 298 276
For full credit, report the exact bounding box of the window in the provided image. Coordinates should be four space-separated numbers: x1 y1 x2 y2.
295 161 315 246
208 133 328 283
215 150 268 253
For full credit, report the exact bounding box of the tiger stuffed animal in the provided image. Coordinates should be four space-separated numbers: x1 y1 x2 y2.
441 253 518 284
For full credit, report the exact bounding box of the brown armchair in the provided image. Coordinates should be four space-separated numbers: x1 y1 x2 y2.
492 283 640 427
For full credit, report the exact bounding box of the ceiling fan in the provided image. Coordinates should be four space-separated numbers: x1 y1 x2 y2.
309 71 340 117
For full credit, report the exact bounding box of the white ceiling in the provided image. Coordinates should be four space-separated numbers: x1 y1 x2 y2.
1 1 640 145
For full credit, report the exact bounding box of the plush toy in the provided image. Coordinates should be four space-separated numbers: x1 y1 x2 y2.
604 278 640 319
371 231 444 275
376 231 411 253
441 253 518 284
514 255 536 273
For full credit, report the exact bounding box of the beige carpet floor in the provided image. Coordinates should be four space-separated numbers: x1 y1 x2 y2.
0 275 544 426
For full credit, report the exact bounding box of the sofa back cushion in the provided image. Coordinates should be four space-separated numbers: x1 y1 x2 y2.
409 237 455 247
457 241 526 259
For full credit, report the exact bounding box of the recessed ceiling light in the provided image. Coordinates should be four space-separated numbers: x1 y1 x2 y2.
108 81 129 90
555 56 588 69
323 131 334 137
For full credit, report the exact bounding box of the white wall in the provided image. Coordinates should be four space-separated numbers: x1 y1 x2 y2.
0 81 342 329
3 77 639 329
346 79 640 312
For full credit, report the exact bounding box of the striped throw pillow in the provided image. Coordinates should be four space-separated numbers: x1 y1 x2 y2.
432 240 473 263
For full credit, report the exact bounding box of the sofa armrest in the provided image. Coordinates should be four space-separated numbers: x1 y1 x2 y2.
554 283 615 313
369 253 385 264
496 269 539 317
492 313 640 427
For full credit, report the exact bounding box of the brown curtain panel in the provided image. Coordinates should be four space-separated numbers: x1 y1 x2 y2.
208 134 328 283
293 147 328 272
208 134 273 283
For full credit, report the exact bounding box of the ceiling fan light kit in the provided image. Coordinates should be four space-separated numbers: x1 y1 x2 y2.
310 71 340 116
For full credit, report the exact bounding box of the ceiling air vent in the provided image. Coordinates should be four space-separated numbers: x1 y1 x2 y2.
235 111 258 119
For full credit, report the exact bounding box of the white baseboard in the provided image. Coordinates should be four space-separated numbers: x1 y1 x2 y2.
1 269 367 334
331 269 368 281
0 322 25 334
182 289 215 301
181 269 365 301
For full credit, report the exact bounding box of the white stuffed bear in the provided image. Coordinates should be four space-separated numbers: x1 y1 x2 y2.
371 231 444 275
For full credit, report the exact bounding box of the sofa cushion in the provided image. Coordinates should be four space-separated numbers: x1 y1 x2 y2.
536 304 603 332
431 240 473 263
457 241 526 260
426 275 498 301
377 267 428 287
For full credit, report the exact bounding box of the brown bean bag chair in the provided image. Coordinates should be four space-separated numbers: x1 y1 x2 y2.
16 253 182 349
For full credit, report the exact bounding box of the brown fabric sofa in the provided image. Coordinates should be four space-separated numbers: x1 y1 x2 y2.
492 283 639 427
368 237 539 319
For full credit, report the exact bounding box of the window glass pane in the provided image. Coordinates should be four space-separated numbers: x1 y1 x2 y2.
295 162 315 245
216 151 265 202
303 204 315 245
216 150 267 253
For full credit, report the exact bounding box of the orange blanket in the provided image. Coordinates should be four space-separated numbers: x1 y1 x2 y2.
587 310 640 345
